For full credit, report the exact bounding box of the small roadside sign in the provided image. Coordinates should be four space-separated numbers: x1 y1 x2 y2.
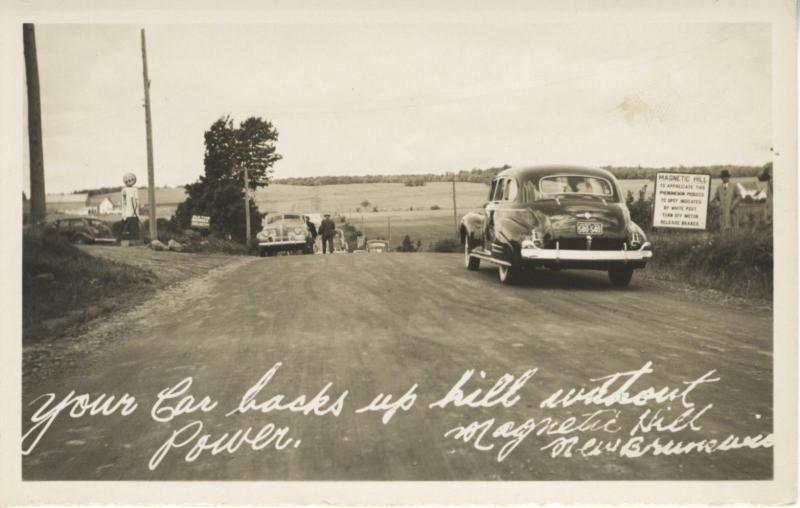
652 173 711 229
191 215 210 230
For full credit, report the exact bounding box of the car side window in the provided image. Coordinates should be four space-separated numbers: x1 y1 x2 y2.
488 180 497 201
522 180 537 202
493 179 506 201
505 179 518 201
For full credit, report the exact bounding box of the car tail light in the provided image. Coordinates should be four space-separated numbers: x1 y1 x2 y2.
629 231 642 249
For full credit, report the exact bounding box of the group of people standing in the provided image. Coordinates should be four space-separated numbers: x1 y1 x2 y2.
305 213 338 254
712 165 772 232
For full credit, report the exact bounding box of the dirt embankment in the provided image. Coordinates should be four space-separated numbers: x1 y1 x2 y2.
23 242 238 344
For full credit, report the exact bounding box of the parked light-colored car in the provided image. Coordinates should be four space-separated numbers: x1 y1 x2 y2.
257 212 314 257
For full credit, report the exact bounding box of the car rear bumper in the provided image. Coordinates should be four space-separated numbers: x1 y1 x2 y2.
94 237 117 244
520 242 652 268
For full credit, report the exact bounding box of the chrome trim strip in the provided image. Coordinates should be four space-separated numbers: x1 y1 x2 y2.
469 252 512 267
521 247 653 261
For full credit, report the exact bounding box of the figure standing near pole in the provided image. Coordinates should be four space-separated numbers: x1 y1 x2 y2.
120 172 141 246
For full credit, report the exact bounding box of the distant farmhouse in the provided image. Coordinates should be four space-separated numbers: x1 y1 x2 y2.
45 192 123 216
97 197 115 214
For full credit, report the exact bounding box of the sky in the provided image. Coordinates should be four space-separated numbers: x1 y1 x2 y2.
24 23 771 194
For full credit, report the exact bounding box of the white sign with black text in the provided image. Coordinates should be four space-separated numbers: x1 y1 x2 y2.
652 173 711 229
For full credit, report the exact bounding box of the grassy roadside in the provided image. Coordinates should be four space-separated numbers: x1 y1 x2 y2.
23 229 157 342
643 229 772 301
22 229 244 343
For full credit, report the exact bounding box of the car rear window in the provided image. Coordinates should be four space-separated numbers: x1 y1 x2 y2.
539 175 616 200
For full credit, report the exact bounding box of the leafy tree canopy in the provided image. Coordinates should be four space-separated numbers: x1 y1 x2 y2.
173 115 282 242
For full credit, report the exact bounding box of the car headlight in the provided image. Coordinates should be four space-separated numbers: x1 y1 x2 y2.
258 229 276 240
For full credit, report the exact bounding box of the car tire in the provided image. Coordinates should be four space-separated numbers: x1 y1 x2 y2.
498 264 521 285
464 235 480 271
73 235 89 245
259 248 267 257
608 267 634 287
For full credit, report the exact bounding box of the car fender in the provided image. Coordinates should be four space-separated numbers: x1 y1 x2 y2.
459 212 484 244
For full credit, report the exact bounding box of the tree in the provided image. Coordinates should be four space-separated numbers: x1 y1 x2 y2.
173 116 282 242
400 235 414 252
360 200 370 209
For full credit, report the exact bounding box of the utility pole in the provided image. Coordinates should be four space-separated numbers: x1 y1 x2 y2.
387 216 391 243
141 29 157 240
452 177 458 239
243 165 252 244
23 24 46 225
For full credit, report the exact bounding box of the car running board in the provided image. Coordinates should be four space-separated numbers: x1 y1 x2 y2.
468 248 512 267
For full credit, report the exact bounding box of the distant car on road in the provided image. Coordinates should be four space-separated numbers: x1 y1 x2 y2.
257 212 314 257
50 217 116 245
367 239 390 253
460 165 652 286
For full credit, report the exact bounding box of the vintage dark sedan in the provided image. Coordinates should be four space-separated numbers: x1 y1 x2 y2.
460 165 652 286
50 217 116 245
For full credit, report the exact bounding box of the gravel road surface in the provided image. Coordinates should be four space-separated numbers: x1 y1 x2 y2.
22 253 772 480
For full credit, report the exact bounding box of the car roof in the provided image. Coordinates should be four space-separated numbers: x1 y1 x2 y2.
496 165 617 181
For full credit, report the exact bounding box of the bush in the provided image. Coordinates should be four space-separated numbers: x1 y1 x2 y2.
430 205 441 210
429 237 460 253
396 235 417 252
173 181 262 243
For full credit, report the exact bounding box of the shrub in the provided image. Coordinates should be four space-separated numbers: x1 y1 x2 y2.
429 237 460 252
396 235 416 252
430 205 441 210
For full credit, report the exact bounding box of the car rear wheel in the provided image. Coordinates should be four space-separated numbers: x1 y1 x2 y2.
498 264 521 285
464 235 480 270
72 235 89 245
608 266 634 287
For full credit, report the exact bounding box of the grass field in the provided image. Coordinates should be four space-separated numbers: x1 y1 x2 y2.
68 177 762 238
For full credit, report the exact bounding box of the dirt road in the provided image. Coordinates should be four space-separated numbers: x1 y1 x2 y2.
22 253 772 480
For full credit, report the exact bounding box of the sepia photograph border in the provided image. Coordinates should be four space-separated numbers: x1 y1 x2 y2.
0 0 796 505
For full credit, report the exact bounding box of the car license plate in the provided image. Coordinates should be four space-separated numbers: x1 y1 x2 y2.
577 222 603 235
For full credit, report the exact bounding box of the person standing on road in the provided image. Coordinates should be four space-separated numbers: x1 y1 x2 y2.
119 172 140 245
304 215 318 252
318 213 336 254
713 169 742 232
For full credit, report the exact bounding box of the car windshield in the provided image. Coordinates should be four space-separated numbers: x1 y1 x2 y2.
538 175 616 200
264 214 304 226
